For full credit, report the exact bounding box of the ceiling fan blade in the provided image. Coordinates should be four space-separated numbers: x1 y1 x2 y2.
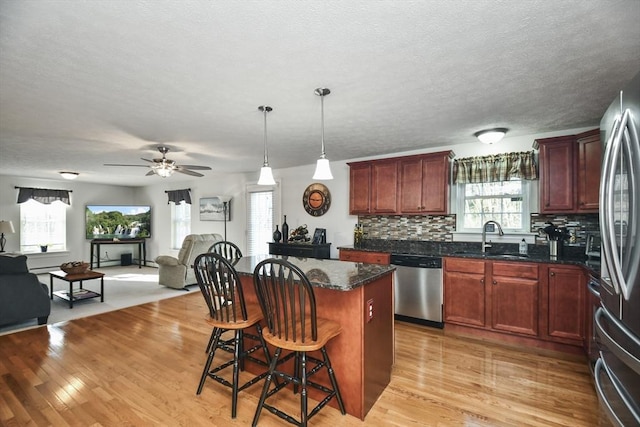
180 165 212 170
141 158 154 163
175 167 204 177
104 163 150 168
145 170 156 176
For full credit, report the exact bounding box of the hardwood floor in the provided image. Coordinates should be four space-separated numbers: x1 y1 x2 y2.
0 292 609 426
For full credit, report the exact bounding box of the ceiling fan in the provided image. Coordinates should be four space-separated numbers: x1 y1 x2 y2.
104 146 212 178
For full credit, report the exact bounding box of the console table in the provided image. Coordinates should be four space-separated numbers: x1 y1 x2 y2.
268 242 331 259
90 239 146 269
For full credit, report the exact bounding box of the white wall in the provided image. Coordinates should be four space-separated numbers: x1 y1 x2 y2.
0 125 597 266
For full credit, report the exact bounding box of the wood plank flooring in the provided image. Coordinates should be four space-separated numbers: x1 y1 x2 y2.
0 291 609 426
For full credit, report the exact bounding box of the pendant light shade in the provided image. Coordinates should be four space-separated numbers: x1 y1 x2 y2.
257 105 276 186
313 87 333 180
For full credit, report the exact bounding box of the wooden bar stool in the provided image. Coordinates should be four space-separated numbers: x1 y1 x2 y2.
252 258 346 427
204 241 243 354
193 252 271 418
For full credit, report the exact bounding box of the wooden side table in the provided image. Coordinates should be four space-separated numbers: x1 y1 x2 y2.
49 270 105 309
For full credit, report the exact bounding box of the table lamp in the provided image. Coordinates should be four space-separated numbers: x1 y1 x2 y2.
0 220 15 252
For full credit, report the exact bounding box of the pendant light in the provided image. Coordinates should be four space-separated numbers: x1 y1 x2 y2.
313 87 333 180
257 105 276 185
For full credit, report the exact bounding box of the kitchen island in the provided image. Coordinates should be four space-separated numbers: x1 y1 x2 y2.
232 254 395 421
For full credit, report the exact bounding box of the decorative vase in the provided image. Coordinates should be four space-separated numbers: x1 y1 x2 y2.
273 225 282 243
40 245 48 253
282 215 289 244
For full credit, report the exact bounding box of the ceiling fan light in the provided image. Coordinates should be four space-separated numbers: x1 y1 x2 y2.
258 166 276 185
154 166 174 178
474 128 508 144
59 171 79 180
313 157 333 180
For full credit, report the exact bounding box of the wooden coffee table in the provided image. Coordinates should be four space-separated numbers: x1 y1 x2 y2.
49 270 105 309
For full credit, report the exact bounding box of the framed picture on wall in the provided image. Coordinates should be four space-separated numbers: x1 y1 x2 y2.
199 197 231 221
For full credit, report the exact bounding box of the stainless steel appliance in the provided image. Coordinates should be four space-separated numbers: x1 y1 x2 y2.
595 70 640 426
390 254 443 328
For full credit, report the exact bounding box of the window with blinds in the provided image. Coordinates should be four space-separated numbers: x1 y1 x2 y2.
20 199 67 253
247 189 274 256
171 201 191 249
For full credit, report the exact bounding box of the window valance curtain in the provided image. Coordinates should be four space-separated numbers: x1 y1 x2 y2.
16 187 71 205
453 151 538 184
166 188 192 204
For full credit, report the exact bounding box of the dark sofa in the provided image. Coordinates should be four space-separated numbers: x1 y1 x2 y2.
0 255 51 326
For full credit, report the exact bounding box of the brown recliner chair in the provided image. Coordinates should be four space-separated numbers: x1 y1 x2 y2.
155 234 223 289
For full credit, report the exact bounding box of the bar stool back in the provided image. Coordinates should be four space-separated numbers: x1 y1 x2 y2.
252 258 346 427
208 240 243 265
193 252 271 418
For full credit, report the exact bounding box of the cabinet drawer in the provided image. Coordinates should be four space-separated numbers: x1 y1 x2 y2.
492 261 538 279
339 250 390 265
444 257 485 274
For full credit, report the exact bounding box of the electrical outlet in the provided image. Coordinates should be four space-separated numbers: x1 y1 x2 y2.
367 299 374 322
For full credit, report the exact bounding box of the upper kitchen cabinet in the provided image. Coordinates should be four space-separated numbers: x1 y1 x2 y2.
576 129 601 211
371 159 400 213
348 150 453 215
534 129 601 214
349 163 372 214
398 151 454 214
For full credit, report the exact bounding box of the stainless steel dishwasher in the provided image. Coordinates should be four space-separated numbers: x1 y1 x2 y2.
390 254 443 328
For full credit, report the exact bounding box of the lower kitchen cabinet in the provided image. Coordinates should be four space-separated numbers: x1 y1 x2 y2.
443 258 486 327
491 261 539 336
444 258 539 336
542 263 586 344
444 257 587 353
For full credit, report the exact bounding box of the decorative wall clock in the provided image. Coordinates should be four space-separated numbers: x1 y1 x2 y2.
302 183 331 216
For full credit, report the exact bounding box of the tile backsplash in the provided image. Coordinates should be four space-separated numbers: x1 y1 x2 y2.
357 212 600 248
531 213 599 247
357 215 456 241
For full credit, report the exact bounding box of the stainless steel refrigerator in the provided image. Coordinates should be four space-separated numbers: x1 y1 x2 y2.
595 70 640 426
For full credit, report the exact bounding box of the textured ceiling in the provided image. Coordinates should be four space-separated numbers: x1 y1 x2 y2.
1 0 639 186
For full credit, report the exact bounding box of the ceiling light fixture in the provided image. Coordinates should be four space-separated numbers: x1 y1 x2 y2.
474 128 508 144
153 164 174 178
257 105 276 186
313 87 333 180
59 171 79 180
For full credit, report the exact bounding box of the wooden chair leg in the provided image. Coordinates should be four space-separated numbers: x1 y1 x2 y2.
231 330 241 418
197 328 222 394
205 327 217 353
252 347 282 427
300 351 308 427
321 347 346 414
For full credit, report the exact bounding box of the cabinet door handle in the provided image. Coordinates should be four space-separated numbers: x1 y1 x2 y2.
480 278 484 284
492 280 497 285
550 272 555 276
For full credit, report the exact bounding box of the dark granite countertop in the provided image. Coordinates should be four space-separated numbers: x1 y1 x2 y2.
337 240 602 277
233 254 396 291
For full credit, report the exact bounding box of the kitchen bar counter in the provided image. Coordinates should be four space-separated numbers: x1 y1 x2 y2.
233 255 395 420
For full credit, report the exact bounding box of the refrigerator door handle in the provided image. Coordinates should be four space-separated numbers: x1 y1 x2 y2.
595 307 640 376
601 114 622 295
594 358 640 427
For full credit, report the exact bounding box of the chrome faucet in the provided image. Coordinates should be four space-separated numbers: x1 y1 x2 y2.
482 220 504 253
